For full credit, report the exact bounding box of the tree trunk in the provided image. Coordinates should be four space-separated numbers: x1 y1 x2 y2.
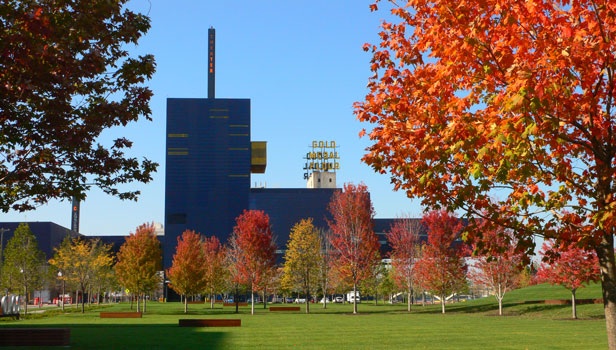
234 285 239 314
441 294 446 314
23 286 28 315
144 293 147 313
81 287 85 313
305 274 310 314
263 289 267 310
596 233 616 350
353 284 358 314
184 295 188 314
571 289 577 319
498 283 503 316
250 289 255 315
407 290 412 312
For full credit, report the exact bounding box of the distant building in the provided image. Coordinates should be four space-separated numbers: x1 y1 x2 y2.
0 222 79 260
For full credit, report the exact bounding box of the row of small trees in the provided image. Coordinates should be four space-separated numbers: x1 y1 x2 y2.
1 192 599 318
0 222 163 315
165 182 601 317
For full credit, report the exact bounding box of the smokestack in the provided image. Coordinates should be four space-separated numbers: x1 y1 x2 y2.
71 196 80 233
208 27 215 99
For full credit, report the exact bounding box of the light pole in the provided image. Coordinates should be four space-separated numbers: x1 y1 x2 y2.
57 271 65 312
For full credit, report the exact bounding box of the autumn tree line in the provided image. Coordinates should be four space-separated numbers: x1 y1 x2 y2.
2 183 599 318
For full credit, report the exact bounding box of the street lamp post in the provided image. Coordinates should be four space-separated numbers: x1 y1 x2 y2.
58 271 65 312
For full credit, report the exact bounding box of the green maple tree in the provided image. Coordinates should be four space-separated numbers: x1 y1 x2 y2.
282 218 322 314
0 0 157 212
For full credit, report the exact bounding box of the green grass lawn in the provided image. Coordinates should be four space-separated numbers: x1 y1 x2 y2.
0 283 607 349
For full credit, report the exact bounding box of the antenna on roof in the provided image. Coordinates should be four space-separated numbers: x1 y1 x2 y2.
208 27 215 99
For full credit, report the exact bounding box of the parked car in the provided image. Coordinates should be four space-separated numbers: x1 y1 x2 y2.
334 296 344 303
319 297 331 304
294 298 306 304
347 291 361 303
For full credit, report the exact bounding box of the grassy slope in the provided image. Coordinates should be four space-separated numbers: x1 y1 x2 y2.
0 283 606 349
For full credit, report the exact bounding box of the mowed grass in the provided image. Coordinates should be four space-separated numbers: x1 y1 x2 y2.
0 283 607 349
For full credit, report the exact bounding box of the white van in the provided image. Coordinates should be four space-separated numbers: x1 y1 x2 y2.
346 291 361 303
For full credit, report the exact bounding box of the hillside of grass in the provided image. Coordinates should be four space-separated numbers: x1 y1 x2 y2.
439 282 604 319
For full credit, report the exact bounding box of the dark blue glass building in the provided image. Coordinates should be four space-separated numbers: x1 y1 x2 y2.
164 98 251 268
249 188 337 253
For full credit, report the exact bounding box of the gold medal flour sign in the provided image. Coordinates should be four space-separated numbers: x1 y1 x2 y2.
303 141 340 179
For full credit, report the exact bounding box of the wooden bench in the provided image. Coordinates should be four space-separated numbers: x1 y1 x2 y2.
0 328 70 346
100 311 142 318
270 306 300 312
179 319 241 327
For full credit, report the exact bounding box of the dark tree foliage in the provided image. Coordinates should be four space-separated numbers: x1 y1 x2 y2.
0 0 157 212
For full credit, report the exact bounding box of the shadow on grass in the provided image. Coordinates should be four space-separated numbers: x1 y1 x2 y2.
10 322 229 349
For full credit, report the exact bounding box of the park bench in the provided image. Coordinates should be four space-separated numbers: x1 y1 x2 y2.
100 311 142 318
269 306 301 312
178 319 241 327
0 328 70 346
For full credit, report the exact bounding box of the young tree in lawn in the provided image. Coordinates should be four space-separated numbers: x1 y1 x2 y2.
167 230 207 313
203 235 227 309
356 1 616 346
2 223 45 315
379 266 397 304
469 225 525 316
0 1 157 213
49 237 113 313
224 236 248 313
115 223 162 313
362 258 388 306
387 217 422 312
282 218 322 314
318 228 335 309
537 240 600 319
229 210 276 315
327 182 381 314
414 210 468 314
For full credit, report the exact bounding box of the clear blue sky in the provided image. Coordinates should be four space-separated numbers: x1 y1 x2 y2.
2 0 423 236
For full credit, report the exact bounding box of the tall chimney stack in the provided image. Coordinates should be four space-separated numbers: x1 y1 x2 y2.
208 27 215 99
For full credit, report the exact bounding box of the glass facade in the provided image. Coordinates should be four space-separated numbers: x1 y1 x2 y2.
249 188 337 253
164 98 250 268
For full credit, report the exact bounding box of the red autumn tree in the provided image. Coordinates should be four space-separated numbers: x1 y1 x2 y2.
537 240 600 319
167 230 208 313
414 210 468 314
115 223 162 313
327 182 381 314
469 224 525 316
387 217 422 312
229 210 276 315
355 1 616 346
0 1 157 212
203 235 227 309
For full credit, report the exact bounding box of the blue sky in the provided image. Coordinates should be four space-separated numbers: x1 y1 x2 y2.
2 0 424 236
